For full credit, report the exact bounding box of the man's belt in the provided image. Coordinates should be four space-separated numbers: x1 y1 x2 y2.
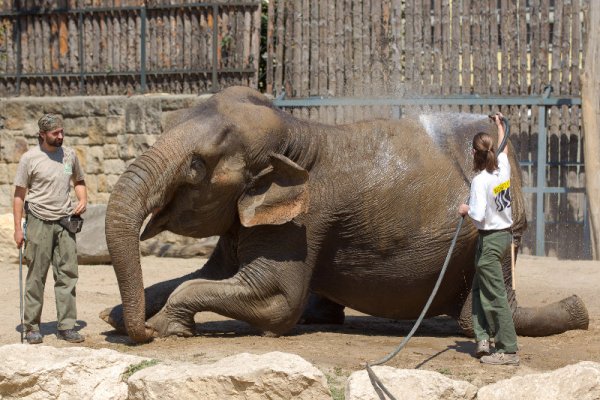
478 227 512 235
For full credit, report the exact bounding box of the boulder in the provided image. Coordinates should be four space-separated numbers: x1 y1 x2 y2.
77 204 110 264
345 366 477 400
127 351 332 400
477 361 600 400
0 344 149 400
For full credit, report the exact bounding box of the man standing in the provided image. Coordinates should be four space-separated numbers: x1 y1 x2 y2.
13 114 87 344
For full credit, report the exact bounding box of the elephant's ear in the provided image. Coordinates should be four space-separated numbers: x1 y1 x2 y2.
238 154 309 227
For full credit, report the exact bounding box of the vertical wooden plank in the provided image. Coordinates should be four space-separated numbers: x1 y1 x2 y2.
432 0 441 94
560 0 571 96
489 0 499 94
251 4 261 88
389 0 402 94
404 0 414 90
292 0 301 96
301 0 310 98
362 0 371 97
529 0 538 94
450 0 459 95
334 0 345 121
68 15 78 95
274 0 285 95
441 0 450 96
508 0 518 95
322 0 333 122
570 0 581 96
519 0 528 94
540 0 549 93
372 0 383 95
284 1 293 95
352 0 362 99
421 0 431 94
412 0 423 92
266 0 274 93
309 0 318 96
499 0 508 95
472 0 482 94
461 0 471 93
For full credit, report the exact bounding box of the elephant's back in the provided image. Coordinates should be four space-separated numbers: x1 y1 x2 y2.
307 117 479 318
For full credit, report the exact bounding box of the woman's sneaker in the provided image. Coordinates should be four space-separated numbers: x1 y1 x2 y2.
25 330 43 344
476 339 491 358
57 329 85 343
480 352 519 365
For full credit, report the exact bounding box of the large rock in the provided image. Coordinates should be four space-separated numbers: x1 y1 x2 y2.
0 347 331 400
77 204 110 264
477 361 600 400
345 366 477 400
0 344 149 400
127 351 332 400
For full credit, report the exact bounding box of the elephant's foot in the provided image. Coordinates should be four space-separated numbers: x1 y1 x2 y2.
146 309 196 338
99 305 128 334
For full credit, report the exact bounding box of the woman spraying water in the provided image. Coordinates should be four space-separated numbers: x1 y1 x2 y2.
458 112 519 366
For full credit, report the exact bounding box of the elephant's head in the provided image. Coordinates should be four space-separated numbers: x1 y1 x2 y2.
106 86 309 342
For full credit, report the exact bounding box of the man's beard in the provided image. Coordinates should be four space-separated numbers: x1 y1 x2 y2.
45 137 63 147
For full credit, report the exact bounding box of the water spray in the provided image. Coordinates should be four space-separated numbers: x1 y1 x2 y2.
365 115 511 400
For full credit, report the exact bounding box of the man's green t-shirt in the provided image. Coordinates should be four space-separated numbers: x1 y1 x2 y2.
14 145 85 221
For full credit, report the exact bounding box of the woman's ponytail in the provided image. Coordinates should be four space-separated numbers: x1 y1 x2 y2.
472 132 499 173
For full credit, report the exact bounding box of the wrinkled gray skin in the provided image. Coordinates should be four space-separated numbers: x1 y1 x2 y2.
100 86 589 343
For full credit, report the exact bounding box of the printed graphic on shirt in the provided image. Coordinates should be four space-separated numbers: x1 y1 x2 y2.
494 179 511 212
63 150 74 175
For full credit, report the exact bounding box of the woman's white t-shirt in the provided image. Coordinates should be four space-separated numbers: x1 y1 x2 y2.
467 152 513 231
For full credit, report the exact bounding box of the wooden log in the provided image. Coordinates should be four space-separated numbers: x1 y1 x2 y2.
309 0 318 96
274 0 284 95
266 0 275 93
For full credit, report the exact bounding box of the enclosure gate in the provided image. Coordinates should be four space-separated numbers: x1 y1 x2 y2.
274 92 588 258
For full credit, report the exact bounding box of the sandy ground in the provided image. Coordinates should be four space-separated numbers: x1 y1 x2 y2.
0 254 598 391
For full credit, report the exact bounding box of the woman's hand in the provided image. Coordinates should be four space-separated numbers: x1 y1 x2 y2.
458 203 470 216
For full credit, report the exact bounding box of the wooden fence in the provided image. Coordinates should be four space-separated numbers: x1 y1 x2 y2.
0 0 261 96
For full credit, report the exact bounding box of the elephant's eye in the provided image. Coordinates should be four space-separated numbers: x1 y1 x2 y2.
187 156 206 183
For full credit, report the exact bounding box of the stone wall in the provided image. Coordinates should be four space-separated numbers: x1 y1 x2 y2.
0 94 212 212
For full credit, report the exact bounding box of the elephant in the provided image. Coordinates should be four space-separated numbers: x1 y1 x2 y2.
100 85 589 343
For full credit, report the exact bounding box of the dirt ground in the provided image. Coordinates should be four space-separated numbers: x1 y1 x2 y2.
0 254 598 392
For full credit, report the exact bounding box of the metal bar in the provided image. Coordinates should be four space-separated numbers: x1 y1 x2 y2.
522 187 585 194
211 4 219 93
140 6 147 93
78 12 84 94
535 105 547 256
273 96 582 107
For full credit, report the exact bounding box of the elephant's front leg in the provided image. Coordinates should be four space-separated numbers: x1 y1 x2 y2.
100 237 240 333
146 261 311 338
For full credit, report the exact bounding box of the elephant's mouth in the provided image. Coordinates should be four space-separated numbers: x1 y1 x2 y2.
140 207 167 240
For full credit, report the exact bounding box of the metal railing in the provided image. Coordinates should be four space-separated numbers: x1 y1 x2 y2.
0 2 261 95
273 91 588 257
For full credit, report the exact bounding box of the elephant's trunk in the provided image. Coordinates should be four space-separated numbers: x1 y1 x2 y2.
106 147 181 343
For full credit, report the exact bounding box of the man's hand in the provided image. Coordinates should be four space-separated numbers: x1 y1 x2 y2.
14 228 24 249
458 203 470 217
73 200 87 215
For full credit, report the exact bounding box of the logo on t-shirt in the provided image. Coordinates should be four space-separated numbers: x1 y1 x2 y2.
494 179 511 212
63 149 74 175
